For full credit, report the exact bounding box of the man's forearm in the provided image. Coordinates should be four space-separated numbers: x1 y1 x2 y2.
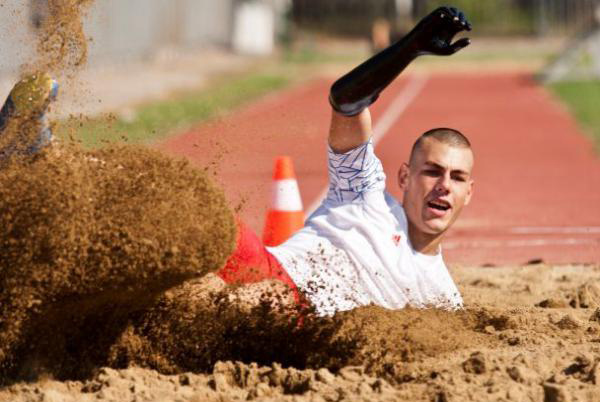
327 23 422 153
329 36 419 117
329 7 471 118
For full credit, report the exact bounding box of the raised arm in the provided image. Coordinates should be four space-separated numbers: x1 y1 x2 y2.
328 6 471 153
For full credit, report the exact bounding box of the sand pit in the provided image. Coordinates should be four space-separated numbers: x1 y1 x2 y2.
0 262 598 401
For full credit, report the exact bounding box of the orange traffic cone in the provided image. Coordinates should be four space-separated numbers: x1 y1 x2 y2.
262 156 305 246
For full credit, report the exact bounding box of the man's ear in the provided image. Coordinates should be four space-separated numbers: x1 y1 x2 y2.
464 179 474 206
398 163 410 190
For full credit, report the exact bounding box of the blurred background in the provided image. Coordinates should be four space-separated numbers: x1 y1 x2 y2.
0 0 597 168
0 1 598 62
0 1 598 74
19 0 593 149
0 1 598 63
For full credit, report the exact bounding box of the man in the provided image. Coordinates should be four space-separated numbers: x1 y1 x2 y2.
0 7 474 317
219 6 474 315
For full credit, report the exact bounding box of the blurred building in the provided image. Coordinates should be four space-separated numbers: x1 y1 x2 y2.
0 0 288 74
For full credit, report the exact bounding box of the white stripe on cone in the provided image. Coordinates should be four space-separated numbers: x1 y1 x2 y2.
271 178 303 211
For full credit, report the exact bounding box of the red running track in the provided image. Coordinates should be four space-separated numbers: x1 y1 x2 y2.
159 71 600 266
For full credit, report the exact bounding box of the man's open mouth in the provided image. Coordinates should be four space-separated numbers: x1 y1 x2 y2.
427 199 451 211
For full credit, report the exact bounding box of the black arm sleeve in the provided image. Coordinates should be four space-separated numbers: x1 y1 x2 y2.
329 7 471 117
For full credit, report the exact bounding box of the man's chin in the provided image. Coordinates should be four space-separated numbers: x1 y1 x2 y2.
422 218 450 235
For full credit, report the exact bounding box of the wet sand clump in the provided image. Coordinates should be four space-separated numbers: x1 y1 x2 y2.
0 144 236 381
106 277 349 375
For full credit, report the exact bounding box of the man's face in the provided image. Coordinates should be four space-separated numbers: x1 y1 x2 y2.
399 138 474 236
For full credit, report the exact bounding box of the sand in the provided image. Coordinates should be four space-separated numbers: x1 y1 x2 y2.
30 0 93 76
0 262 598 401
0 144 236 382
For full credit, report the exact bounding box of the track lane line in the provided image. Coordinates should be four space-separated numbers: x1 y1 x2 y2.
509 226 600 234
443 237 598 250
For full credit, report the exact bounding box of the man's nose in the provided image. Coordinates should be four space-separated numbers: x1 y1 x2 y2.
435 174 451 193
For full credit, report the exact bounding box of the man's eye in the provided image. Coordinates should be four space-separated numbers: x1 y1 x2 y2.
452 175 466 182
423 169 440 176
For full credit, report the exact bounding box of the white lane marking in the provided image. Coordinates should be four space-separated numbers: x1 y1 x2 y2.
372 74 429 143
443 237 598 250
306 74 429 215
509 226 600 234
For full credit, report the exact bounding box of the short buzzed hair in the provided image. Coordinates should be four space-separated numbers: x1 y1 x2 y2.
409 127 471 165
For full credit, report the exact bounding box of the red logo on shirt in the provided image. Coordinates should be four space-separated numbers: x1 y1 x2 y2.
392 234 402 246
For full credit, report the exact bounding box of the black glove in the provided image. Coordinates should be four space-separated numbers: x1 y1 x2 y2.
412 6 471 56
329 7 471 116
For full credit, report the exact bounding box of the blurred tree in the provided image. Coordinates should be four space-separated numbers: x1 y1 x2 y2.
290 0 600 38
291 0 398 37
420 0 536 35
417 0 600 36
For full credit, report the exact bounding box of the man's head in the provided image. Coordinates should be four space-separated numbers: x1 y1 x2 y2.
398 128 474 239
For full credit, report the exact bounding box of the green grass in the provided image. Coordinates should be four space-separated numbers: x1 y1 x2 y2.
549 80 600 149
56 71 291 148
282 46 367 65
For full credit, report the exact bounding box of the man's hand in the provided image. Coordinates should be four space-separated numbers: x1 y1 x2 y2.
412 6 472 56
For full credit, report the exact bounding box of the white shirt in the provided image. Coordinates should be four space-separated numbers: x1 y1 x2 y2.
268 139 463 316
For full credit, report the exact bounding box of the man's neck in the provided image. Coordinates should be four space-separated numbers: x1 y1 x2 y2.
407 221 444 255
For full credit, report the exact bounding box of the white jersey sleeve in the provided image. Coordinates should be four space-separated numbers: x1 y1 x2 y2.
326 139 386 204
